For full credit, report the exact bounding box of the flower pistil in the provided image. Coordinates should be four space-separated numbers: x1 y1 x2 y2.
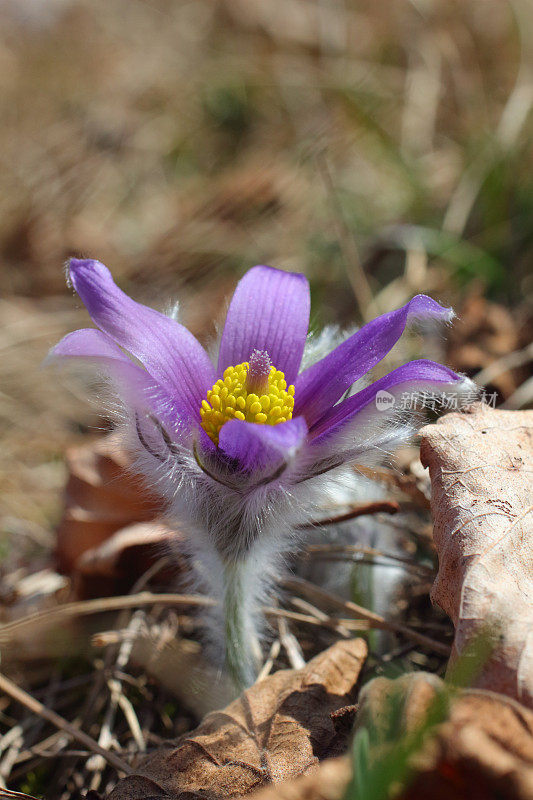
200 349 295 445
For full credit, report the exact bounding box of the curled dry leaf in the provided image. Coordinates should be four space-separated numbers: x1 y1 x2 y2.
403 689 533 799
361 672 533 800
104 638 367 800
420 403 533 707
250 757 351 800
252 673 533 800
56 433 161 571
127 633 237 717
56 434 182 597
77 521 180 584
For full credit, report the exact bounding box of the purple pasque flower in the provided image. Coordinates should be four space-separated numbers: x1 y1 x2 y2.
49 258 470 688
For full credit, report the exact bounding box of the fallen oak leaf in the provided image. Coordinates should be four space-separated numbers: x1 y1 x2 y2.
398 678 533 800
403 690 533 799
77 520 182 585
250 673 533 800
55 434 189 598
56 433 161 575
420 403 533 707
249 756 351 800
357 672 533 800
104 638 367 800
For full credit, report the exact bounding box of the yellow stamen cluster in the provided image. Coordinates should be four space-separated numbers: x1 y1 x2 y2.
200 361 295 445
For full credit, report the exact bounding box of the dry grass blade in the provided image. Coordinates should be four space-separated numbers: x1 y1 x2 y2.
0 592 214 643
277 616 306 670
317 152 377 322
257 639 281 682
501 377 533 410
0 672 133 776
288 597 359 638
305 544 433 575
473 341 533 388
0 592 359 659
86 611 146 788
284 577 450 657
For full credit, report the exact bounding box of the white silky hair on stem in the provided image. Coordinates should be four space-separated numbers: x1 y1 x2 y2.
69 339 477 692
116 397 397 689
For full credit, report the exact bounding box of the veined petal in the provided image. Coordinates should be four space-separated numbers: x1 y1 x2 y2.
68 259 216 424
310 359 467 443
48 326 134 364
217 265 310 384
295 295 454 425
218 416 308 474
48 328 187 436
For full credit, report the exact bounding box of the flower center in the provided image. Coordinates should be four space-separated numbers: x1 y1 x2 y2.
200 349 295 445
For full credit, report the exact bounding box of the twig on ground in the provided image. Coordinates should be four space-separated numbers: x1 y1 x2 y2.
257 639 281 682
288 597 354 638
283 577 450 657
2 593 375 657
474 342 533 388
0 592 215 645
305 544 434 575
87 611 146 786
298 500 400 529
0 672 133 776
277 617 306 670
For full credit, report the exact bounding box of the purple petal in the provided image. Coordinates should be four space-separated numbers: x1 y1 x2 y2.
310 360 465 443
49 327 136 365
48 328 185 435
217 266 310 384
68 259 216 424
218 416 308 473
295 295 454 426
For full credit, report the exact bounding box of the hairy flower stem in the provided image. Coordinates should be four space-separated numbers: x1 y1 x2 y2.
223 560 259 691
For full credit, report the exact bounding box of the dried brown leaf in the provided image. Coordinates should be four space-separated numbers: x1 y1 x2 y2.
251 673 533 800
402 673 533 800
77 521 179 581
127 635 237 716
56 434 161 570
104 638 367 800
404 690 533 799
419 403 533 706
250 757 351 800
55 434 177 596
362 673 533 800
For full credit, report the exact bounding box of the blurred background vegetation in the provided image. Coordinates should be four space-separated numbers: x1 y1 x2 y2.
1 0 532 547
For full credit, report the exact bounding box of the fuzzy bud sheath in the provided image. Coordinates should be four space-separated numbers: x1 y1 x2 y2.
48 259 475 690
